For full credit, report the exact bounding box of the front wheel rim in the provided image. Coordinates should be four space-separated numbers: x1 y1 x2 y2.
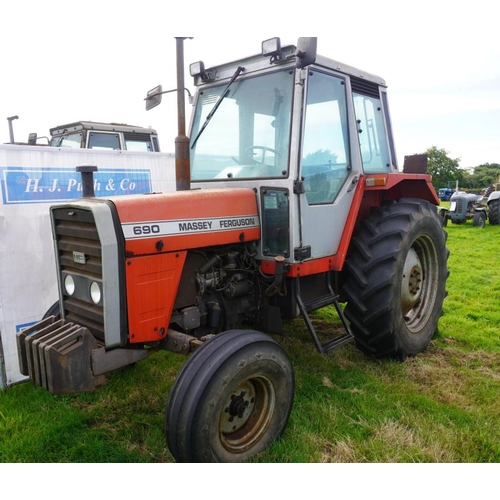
219 376 275 453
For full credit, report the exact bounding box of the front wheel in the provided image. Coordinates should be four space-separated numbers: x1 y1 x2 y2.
473 211 486 228
343 199 449 360
165 330 294 463
438 208 448 227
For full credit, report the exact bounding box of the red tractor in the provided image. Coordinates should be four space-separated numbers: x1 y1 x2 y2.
17 37 449 462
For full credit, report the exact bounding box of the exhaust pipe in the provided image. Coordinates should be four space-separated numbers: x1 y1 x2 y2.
7 115 19 144
76 165 97 197
175 37 191 191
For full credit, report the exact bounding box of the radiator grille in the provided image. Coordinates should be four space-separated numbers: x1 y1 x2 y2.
52 207 105 340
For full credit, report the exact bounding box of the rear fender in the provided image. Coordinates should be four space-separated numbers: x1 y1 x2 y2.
488 191 500 202
357 173 439 222
320 173 439 272
372 174 439 204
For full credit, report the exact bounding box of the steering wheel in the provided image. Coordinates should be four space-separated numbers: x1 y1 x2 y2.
245 146 279 168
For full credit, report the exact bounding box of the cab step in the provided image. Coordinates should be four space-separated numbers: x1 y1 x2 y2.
295 278 354 354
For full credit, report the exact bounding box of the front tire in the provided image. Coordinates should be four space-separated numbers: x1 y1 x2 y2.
473 211 486 228
343 199 449 360
438 208 448 227
165 330 294 463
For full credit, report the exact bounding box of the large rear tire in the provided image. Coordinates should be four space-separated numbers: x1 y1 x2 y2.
488 199 500 225
343 199 449 360
165 330 294 463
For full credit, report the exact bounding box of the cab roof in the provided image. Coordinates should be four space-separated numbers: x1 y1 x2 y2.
192 44 386 88
50 121 158 136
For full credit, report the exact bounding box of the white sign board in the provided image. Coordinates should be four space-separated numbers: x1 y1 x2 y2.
0 144 176 388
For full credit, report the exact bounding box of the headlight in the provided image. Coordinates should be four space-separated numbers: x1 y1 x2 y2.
262 37 281 57
90 281 101 304
64 275 75 295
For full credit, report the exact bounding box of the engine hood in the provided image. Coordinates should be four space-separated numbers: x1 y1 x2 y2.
111 188 260 256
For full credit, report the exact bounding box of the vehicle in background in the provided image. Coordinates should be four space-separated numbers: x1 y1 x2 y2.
49 121 160 152
438 187 454 201
439 190 500 227
7 120 161 151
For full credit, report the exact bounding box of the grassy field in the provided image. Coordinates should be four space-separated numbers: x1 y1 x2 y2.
1 211 500 463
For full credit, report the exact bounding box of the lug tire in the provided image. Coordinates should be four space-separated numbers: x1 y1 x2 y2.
343 198 449 360
488 199 500 225
165 330 294 463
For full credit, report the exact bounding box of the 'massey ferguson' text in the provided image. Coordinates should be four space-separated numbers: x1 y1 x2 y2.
123 216 259 239
178 217 257 232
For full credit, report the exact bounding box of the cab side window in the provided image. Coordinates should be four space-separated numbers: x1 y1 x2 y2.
88 132 121 150
352 87 391 173
301 72 350 205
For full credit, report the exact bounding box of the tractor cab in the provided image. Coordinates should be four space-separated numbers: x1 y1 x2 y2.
187 37 428 267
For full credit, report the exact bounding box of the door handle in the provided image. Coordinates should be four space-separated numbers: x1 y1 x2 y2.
347 174 360 193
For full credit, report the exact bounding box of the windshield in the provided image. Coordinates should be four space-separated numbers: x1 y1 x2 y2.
190 69 294 181
50 132 82 148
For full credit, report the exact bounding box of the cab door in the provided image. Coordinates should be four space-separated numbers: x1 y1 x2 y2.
297 70 359 261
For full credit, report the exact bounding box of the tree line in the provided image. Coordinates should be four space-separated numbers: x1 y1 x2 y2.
420 146 500 192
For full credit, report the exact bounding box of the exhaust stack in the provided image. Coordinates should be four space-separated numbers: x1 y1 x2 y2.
175 37 191 191
76 165 97 197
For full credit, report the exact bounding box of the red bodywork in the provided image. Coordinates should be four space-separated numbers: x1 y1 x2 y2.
111 188 260 343
109 174 437 343
261 173 439 276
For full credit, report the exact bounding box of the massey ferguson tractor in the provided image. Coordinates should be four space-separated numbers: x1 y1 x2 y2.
17 37 449 462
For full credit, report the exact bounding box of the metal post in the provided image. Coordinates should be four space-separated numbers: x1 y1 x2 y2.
174 37 191 191
7 115 19 144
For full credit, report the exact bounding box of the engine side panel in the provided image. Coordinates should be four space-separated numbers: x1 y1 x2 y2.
126 251 187 343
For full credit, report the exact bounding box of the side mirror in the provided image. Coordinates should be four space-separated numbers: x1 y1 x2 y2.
295 37 317 69
146 85 163 111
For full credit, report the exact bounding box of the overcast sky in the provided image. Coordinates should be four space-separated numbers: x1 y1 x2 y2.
1 1 499 169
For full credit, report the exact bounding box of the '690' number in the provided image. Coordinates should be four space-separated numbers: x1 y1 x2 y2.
133 224 160 235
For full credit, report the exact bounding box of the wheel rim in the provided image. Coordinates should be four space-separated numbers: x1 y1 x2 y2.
219 376 275 453
401 235 439 333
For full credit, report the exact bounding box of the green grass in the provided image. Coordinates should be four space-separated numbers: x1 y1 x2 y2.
2 219 500 463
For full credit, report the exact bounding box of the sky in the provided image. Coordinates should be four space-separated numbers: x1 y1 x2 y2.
1 1 499 170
